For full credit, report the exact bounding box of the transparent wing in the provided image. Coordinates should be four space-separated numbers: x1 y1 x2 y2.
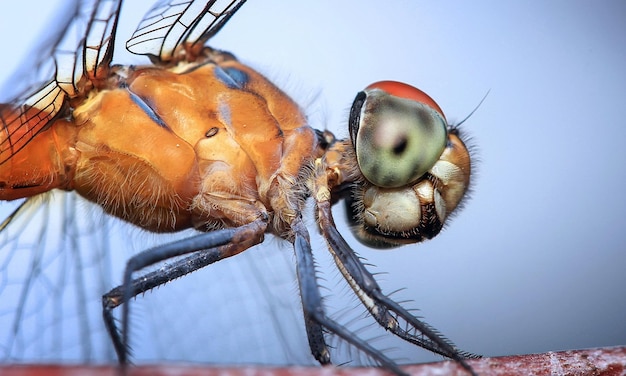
0 0 123 166
126 0 246 62
0 191 314 364
0 82 67 165
82 0 123 82
0 0 79 166
0 192 118 361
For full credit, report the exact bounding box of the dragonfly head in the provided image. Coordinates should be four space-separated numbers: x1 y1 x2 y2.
345 81 472 248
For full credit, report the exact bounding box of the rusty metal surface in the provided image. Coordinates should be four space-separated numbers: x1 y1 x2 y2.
1 347 625 376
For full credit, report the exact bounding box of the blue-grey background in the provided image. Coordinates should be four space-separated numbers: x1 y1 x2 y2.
0 0 625 367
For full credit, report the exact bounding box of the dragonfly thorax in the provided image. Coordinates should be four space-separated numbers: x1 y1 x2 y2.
2 51 320 237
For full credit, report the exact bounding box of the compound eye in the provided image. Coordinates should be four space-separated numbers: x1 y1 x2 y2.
349 81 448 188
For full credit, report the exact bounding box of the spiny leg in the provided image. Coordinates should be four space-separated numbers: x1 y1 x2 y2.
291 218 409 376
303 314 329 366
102 243 233 361
102 219 267 364
316 200 479 375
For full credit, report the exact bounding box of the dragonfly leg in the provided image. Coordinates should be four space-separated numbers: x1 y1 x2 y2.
291 218 409 376
316 200 479 375
102 218 267 364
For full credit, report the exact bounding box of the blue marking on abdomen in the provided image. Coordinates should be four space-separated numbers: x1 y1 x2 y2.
214 66 249 89
127 89 169 130
218 100 232 128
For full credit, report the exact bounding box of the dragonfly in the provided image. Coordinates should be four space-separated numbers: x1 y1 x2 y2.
0 1 478 375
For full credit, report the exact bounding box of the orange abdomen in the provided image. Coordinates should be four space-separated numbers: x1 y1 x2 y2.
0 106 78 200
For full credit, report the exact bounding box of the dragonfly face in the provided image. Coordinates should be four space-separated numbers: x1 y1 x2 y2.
0 1 476 375
345 81 471 247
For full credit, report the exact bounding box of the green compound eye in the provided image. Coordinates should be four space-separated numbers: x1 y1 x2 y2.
349 81 448 188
